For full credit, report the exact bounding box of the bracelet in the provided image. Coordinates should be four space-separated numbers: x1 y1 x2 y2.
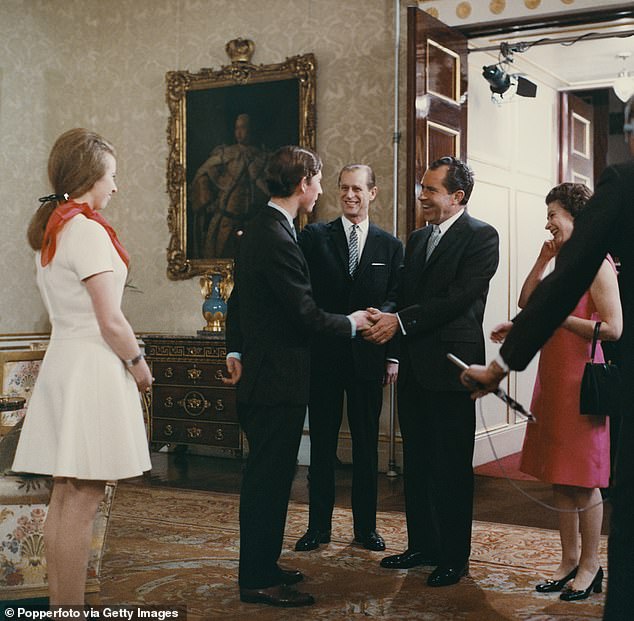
123 353 144 368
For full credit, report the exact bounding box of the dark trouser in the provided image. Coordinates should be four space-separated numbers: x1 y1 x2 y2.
307 376 383 533
237 402 306 589
604 415 634 620
398 371 475 566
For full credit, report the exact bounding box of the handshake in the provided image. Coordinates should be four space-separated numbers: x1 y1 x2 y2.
349 308 400 345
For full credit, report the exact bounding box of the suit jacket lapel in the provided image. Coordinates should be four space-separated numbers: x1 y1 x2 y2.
413 225 433 271
356 223 378 277
423 212 469 270
330 219 350 273
267 205 296 243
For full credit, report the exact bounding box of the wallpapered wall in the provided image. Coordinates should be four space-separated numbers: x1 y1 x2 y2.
0 0 619 335
0 0 397 335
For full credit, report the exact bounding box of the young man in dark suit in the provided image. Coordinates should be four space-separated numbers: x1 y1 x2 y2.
294 164 403 553
464 107 634 621
364 156 500 586
223 145 371 608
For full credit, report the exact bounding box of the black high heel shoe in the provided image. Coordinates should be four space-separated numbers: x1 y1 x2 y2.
535 566 578 593
559 567 603 601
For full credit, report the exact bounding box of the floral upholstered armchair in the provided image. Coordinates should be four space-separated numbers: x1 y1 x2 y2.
0 349 115 600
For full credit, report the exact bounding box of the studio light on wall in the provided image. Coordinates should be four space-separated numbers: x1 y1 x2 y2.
613 52 634 103
482 64 510 95
482 42 537 103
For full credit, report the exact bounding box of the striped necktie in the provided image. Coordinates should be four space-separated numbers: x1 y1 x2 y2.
349 224 359 276
425 225 441 261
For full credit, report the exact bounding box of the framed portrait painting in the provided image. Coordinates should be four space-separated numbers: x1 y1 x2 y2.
165 40 316 280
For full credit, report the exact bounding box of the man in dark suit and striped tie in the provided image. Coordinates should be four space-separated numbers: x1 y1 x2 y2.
364 157 499 587
295 164 403 553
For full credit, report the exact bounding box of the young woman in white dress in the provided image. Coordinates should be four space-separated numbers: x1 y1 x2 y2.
13 128 153 606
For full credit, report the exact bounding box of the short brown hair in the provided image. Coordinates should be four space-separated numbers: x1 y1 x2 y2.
27 128 116 251
265 145 322 198
337 164 376 189
545 182 592 219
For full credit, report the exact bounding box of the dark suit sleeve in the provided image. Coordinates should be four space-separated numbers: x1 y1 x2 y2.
226 273 242 353
501 165 624 371
296 223 315 255
381 238 404 313
398 225 499 336
265 228 352 338
384 239 404 360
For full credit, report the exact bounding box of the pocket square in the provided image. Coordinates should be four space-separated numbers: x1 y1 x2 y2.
371 262 386 266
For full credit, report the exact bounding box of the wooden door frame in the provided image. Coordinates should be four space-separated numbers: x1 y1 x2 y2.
455 5 634 39
406 7 468 235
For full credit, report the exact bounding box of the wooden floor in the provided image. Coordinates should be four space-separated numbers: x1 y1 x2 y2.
142 450 611 534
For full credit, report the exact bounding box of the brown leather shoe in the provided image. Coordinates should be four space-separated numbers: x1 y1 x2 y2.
240 584 315 607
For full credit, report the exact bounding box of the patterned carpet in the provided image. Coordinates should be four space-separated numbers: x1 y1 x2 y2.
92 483 607 620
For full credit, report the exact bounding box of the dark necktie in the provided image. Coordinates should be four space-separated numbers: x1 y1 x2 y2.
349 224 359 276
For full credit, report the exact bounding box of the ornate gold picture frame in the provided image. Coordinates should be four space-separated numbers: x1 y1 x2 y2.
165 40 316 280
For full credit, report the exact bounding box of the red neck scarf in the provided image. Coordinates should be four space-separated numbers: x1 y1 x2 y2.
41 200 130 268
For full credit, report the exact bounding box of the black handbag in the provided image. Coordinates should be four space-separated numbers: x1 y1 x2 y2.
580 321 621 417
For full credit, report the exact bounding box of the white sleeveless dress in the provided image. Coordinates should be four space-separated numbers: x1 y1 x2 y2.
12 214 151 479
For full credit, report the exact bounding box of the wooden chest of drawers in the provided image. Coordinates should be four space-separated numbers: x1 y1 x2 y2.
142 334 241 456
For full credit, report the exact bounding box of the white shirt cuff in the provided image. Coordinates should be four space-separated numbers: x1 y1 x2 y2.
347 315 356 338
494 354 509 373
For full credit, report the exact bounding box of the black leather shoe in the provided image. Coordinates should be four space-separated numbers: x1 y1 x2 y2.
278 569 304 585
535 566 578 593
560 567 603 601
240 584 315 607
295 528 331 551
380 549 438 569
353 530 386 551
427 563 469 587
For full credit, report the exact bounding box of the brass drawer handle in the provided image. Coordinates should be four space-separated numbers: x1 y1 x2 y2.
164 367 174 379
163 424 174 437
214 369 226 381
214 428 224 441
177 391 210 416
164 396 174 408
187 367 202 380
215 399 225 412
187 425 202 439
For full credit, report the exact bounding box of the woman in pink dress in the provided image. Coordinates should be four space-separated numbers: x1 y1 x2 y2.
492 183 622 601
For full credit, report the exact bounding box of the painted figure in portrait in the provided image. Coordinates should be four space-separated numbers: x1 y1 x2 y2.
190 113 269 259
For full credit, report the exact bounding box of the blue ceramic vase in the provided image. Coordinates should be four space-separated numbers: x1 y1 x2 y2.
201 273 227 333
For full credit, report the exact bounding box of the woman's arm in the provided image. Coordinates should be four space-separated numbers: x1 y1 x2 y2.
518 240 558 308
84 271 153 391
560 259 623 341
